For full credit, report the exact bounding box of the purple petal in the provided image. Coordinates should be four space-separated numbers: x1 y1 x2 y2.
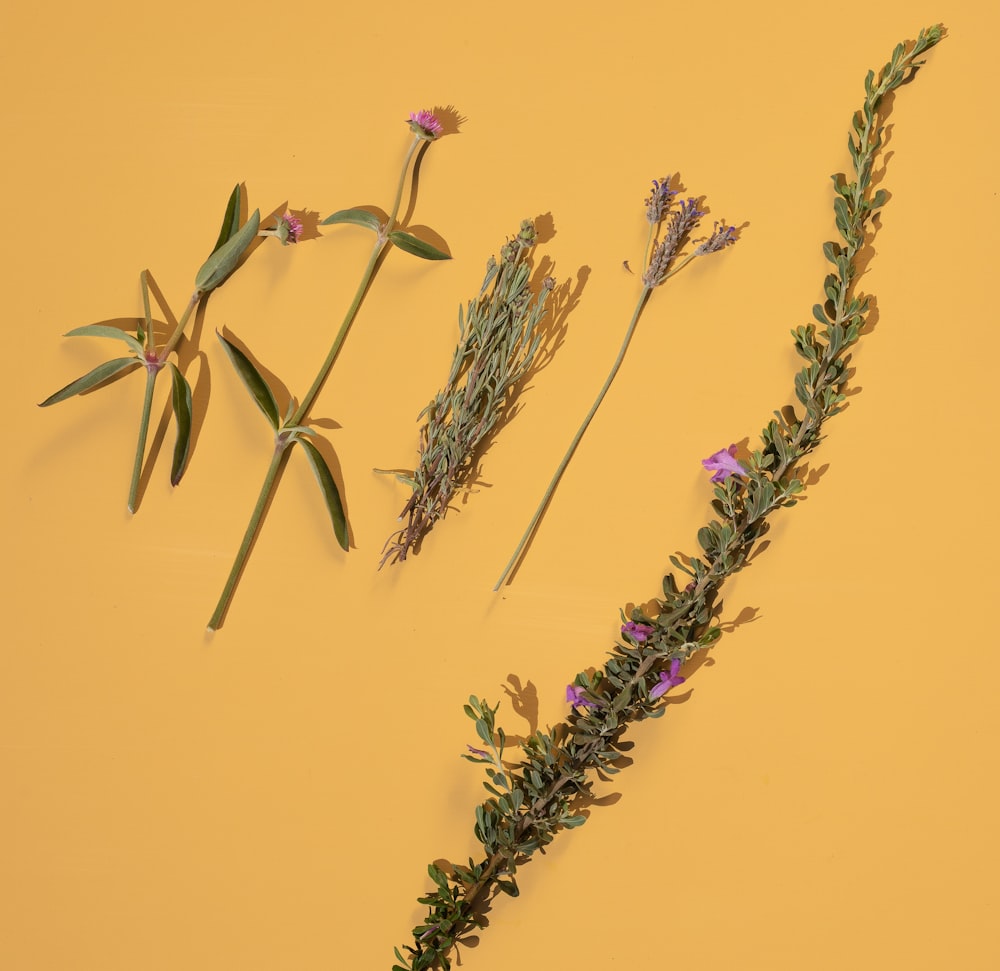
702 444 748 482
649 673 671 699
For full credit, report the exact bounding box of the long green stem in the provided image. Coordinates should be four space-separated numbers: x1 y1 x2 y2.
292 137 421 423
209 136 425 628
207 444 288 631
125 291 201 513
127 368 159 513
161 292 201 359
493 285 654 590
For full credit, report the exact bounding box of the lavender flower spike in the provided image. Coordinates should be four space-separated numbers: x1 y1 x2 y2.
645 177 677 224
701 444 748 483
695 220 738 256
649 658 686 699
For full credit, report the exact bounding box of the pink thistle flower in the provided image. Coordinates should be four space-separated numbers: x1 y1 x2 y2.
278 212 303 245
408 109 443 140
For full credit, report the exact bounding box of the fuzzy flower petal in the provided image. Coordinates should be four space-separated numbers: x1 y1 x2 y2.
649 658 686 700
701 444 748 483
565 684 600 709
622 621 656 643
408 110 443 140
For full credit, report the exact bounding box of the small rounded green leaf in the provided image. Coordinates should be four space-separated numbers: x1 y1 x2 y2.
215 331 280 430
167 362 193 486
39 357 140 406
64 324 145 356
195 209 260 293
295 438 349 550
388 231 451 261
319 207 382 232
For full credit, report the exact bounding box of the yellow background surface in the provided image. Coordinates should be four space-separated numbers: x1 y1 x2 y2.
3 2 998 968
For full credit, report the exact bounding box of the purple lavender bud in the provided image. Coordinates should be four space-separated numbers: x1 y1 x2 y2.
695 220 738 256
643 198 705 286
645 177 678 224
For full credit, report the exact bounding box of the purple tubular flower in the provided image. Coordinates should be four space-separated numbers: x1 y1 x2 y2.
622 621 656 643
650 658 686 699
645 176 678 224
701 444 748 483
566 684 600 709
642 197 705 286
466 744 490 759
695 220 737 256
408 109 443 140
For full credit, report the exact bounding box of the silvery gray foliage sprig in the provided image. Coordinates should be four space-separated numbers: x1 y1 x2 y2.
393 25 942 971
378 220 555 566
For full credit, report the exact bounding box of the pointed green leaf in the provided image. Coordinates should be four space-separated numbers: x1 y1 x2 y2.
295 438 349 550
138 269 153 348
38 357 139 406
167 362 193 486
195 209 260 293
64 324 145 356
319 207 382 232
212 185 243 254
216 331 279 429
388 231 450 261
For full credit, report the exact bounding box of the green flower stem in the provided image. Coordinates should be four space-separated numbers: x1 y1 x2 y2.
208 136 426 628
127 368 159 514
492 284 654 590
125 291 201 513
160 292 202 360
292 136 421 424
207 443 288 631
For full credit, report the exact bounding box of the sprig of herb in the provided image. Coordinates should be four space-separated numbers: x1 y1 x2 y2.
378 220 555 566
395 26 942 970
207 112 452 630
38 186 268 512
492 178 738 590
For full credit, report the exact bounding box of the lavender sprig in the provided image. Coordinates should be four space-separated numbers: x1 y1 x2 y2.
492 178 737 590
378 220 555 566
396 25 942 970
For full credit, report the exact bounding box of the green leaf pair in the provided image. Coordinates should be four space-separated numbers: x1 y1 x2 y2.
321 207 450 259
195 185 261 293
216 331 349 550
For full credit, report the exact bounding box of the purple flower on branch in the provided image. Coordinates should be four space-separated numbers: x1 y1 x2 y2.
466 744 490 759
701 444 748 483
565 684 600 709
408 109 443 140
622 621 656 643
649 658 686 699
